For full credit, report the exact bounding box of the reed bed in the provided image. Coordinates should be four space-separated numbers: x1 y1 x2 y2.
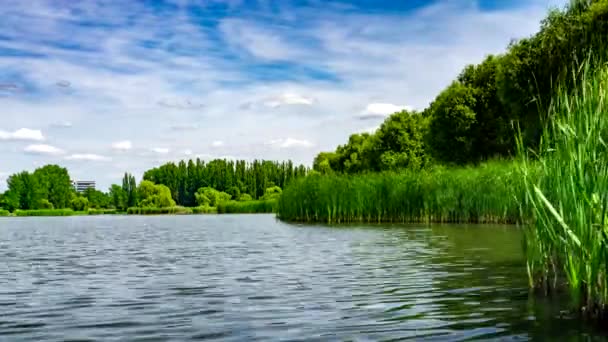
277 161 533 224
518 62 608 319
87 209 120 215
191 206 218 214
126 206 193 215
217 200 276 214
14 209 80 216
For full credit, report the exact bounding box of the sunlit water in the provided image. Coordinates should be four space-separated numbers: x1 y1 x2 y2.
0 215 604 341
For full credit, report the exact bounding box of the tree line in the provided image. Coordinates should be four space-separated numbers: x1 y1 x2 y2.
314 0 608 174
0 158 308 211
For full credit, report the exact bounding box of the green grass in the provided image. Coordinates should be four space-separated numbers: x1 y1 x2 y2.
217 200 276 214
126 206 193 215
277 160 531 224
87 208 121 215
517 61 608 318
192 205 218 214
14 209 83 216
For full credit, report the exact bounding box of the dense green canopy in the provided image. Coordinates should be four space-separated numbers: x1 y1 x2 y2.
314 0 608 173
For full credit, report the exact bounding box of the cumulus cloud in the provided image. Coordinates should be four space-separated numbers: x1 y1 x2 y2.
151 147 170 154
266 138 314 149
24 144 65 155
65 153 110 161
111 140 132 151
264 93 316 108
0 128 45 141
183 149 193 156
357 103 413 120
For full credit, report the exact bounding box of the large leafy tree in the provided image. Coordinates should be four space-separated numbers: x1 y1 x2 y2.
33 165 73 209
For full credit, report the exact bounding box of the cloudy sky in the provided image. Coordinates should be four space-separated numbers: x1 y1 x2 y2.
0 0 566 191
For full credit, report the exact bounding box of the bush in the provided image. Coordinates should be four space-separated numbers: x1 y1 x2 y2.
71 197 89 211
0 209 10 216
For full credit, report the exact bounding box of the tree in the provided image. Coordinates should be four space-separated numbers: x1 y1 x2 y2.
427 82 478 164
33 165 73 209
84 188 110 209
195 187 231 207
4 171 42 210
122 173 137 208
137 180 176 208
109 184 126 210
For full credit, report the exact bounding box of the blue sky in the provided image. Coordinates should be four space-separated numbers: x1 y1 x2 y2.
0 0 567 190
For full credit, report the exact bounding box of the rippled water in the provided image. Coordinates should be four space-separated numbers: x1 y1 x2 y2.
0 215 604 341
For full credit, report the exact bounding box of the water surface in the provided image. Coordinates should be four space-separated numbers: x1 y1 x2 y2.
0 215 604 341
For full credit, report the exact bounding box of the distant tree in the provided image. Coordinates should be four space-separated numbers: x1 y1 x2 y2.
33 165 73 209
109 184 126 210
137 180 176 208
122 173 137 208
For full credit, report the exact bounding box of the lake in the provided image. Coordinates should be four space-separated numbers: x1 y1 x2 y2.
0 215 604 341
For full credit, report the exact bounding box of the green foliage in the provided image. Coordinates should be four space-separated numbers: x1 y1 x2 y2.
84 188 111 209
14 209 78 216
71 196 89 211
38 199 54 209
277 161 529 224
109 184 127 210
33 165 73 209
217 200 276 214
316 1 608 168
137 180 176 208
126 206 192 215
260 186 282 201
191 205 218 214
195 187 231 207
237 193 253 202
122 173 138 208
0 209 9 216
518 62 608 317
4 171 42 210
143 158 308 205
87 208 119 215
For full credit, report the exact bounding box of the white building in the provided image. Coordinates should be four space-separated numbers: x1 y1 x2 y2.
72 180 96 192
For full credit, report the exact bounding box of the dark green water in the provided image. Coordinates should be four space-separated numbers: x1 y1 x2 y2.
0 215 604 341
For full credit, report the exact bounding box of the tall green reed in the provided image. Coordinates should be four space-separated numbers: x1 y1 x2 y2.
277 160 532 224
517 61 608 317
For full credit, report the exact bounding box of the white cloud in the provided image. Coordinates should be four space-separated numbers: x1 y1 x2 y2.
183 149 193 156
170 123 199 131
151 147 170 154
211 140 224 147
65 153 110 161
0 128 44 141
111 140 132 151
52 121 73 128
23 144 65 155
264 93 316 108
220 19 300 61
266 138 314 149
357 103 412 120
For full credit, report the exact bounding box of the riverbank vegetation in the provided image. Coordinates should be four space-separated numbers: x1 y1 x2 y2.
519 62 608 320
0 158 301 216
278 161 529 224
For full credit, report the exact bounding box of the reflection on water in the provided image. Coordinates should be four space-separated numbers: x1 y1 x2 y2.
0 215 604 341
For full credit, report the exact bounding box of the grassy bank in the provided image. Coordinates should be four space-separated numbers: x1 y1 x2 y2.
518 63 608 319
217 200 275 214
277 161 532 224
14 209 83 216
126 206 193 215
